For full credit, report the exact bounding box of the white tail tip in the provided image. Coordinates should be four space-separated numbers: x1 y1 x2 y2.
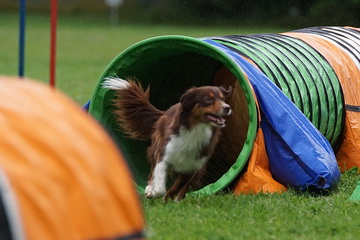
102 76 130 90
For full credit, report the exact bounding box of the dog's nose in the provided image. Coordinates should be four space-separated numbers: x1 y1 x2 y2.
222 104 231 114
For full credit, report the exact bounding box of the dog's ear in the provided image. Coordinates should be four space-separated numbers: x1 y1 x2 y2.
180 89 198 111
219 86 233 98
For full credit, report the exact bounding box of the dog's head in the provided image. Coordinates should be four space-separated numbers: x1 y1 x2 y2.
180 86 232 128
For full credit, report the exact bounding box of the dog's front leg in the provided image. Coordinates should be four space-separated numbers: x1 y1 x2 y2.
175 171 202 201
145 161 168 198
163 173 189 202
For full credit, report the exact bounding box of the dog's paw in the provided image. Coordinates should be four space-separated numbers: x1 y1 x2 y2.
163 193 183 203
144 185 154 198
145 184 166 198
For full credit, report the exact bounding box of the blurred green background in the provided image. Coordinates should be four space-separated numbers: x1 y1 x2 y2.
2 0 360 27
0 0 359 105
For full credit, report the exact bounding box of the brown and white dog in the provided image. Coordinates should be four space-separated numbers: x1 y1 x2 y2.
103 77 232 201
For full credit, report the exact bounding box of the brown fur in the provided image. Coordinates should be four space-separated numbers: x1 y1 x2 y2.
113 80 163 140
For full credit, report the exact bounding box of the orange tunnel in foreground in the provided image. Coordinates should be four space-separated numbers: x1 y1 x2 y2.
0 76 144 240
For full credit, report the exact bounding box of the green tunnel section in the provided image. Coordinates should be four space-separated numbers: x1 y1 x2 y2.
90 36 258 195
210 33 344 147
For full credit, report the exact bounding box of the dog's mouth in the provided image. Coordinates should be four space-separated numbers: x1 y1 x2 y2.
204 113 226 128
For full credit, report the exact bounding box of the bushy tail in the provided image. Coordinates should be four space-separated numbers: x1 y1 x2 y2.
102 77 163 140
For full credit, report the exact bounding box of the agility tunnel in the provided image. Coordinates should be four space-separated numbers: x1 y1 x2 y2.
89 26 360 195
0 77 144 240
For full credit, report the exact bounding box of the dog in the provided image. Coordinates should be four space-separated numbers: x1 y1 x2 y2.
103 77 232 201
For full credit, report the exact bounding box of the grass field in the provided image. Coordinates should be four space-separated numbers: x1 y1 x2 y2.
143 169 360 240
1 12 360 240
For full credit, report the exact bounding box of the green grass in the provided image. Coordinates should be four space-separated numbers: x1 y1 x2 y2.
1 12 360 240
143 169 360 240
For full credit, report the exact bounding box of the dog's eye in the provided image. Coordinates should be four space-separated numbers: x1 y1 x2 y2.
202 97 214 106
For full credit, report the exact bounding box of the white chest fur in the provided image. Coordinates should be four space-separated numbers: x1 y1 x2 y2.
163 124 213 173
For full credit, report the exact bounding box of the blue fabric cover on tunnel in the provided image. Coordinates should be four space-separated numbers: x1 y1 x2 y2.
203 39 340 191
